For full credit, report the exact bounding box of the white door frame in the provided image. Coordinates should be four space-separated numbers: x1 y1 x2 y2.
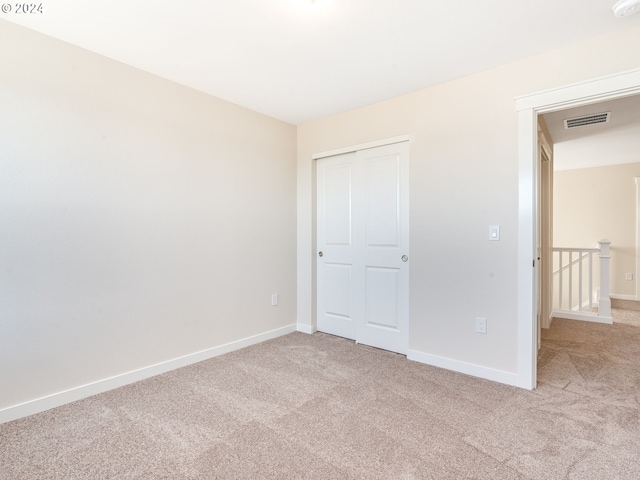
312 135 411 161
635 177 640 301
516 68 640 389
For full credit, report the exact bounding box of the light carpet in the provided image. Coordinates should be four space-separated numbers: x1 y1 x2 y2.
612 308 640 328
2 319 640 479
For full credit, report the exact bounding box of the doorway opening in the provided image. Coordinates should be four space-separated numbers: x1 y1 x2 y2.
517 68 640 389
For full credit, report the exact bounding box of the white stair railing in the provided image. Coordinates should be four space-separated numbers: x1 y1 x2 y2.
551 240 612 324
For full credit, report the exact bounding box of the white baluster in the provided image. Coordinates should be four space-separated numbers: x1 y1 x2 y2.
558 250 563 310
588 252 593 311
598 240 611 319
578 252 583 311
568 251 573 311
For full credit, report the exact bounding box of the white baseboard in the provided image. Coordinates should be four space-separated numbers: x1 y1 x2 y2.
610 294 637 301
407 350 519 387
552 310 613 324
296 323 316 334
0 323 297 425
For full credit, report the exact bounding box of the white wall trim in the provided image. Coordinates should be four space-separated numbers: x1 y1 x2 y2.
312 134 410 160
408 350 519 387
635 176 640 301
0 324 297 425
552 311 613 324
610 294 637 301
516 67 640 390
296 323 317 334
517 107 538 390
516 68 640 113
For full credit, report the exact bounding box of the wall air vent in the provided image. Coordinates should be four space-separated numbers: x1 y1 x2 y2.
563 112 610 129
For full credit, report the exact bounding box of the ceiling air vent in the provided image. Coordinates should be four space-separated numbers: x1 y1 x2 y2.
563 112 611 129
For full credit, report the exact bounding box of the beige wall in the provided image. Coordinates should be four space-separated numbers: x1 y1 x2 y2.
0 21 297 412
554 163 640 298
297 25 640 379
2 16 640 415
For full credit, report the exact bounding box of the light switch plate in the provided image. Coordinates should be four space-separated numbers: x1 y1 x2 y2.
476 317 487 334
489 225 500 241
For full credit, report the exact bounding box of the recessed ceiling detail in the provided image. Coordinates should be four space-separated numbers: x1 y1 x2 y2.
563 112 611 130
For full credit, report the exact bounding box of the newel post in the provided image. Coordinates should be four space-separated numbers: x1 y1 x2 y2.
598 239 611 319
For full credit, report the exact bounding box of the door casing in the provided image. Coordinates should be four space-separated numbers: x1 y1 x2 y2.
516 68 640 390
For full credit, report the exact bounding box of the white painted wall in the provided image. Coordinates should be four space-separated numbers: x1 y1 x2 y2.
3 17 640 418
297 25 640 382
0 22 297 414
554 163 640 298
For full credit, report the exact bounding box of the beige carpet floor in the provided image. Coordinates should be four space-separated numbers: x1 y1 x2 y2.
2 318 640 479
612 308 640 328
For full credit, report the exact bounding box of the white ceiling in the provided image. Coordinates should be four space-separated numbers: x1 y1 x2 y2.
3 0 640 125
543 94 640 171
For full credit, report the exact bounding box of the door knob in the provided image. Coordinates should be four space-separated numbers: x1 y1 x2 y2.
319 251 323 257
402 255 408 262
